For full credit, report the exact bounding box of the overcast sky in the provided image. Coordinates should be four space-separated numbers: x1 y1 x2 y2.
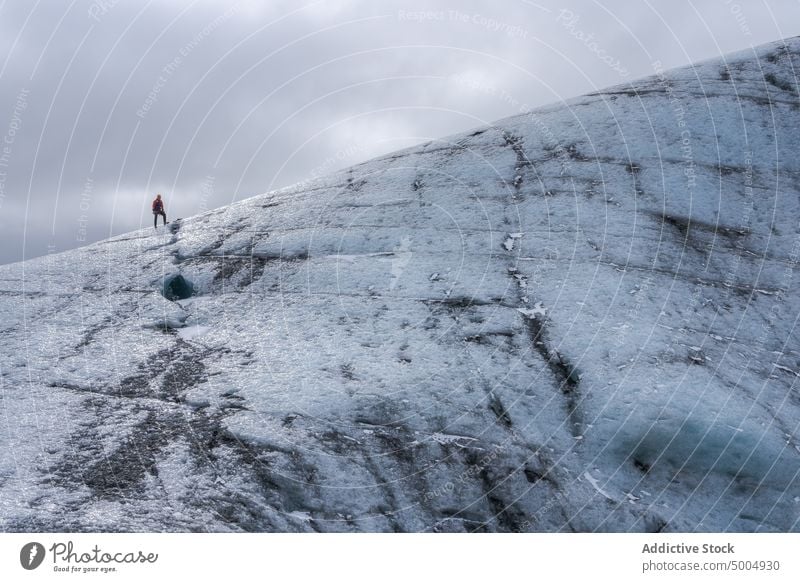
0 0 797 264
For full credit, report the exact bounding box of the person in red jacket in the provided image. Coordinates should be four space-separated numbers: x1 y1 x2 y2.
152 194 168 229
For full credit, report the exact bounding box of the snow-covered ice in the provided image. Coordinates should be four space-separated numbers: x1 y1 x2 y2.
1 37 800 532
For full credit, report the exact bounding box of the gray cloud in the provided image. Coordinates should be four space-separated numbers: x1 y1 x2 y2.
0 0 796 264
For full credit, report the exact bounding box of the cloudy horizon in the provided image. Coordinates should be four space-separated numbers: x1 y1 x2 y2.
0 0 797 265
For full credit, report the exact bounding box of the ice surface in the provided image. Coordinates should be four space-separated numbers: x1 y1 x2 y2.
1 37 800 532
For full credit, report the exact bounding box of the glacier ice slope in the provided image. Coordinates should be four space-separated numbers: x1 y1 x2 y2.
1 38 800 532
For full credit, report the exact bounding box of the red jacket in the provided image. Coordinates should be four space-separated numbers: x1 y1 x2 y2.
152 198 164 213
